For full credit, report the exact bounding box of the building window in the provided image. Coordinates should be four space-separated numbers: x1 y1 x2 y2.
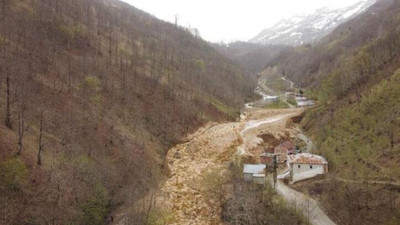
298 165 301 169
310 165 313 169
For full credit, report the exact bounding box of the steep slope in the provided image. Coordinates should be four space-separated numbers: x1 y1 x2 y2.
0 0 255 224
212 42 290 76
271 0 396 87
268 1 400 223
250 0 376 46
272 0 400 178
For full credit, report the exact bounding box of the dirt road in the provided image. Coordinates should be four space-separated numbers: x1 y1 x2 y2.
274 180 336 225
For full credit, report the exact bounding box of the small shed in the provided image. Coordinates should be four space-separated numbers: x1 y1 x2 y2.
243 164 266 183
287 153 328 183
297 100 314 107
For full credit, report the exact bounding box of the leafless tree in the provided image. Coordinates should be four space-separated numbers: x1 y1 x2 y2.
37 110 45 165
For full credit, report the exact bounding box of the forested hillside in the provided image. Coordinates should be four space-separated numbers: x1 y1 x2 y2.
268 1 400 223
212 42 289 76
271 0 400 177
0 0 255 224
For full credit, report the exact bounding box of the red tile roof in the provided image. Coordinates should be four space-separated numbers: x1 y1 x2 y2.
279 141 295 150
287 153 328 165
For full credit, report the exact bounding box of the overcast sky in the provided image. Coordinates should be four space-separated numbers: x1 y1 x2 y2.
120 0 367 43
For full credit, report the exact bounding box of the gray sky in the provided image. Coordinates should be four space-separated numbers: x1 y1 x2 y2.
120 0 366 42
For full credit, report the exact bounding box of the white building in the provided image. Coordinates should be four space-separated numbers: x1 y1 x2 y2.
297 100 314 107
243 164 266 184
287 153 328 183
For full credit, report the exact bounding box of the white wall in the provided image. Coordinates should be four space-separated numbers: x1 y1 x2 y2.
291 163 326 182
244 173 253 182
253 176 266 185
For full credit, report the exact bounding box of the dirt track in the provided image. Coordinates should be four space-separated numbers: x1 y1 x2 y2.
274 180 336 225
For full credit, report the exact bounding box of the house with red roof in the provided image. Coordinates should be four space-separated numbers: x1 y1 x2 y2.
287 153 328 183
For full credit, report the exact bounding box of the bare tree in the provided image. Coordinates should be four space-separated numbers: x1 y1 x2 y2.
37 110 45 165
4 75 11 128
16 105 26 156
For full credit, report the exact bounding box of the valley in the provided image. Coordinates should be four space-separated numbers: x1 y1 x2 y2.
1 0 400 224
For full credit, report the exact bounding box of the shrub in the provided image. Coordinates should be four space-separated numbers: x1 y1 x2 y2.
81 184 110 225
287 97 298 107
147 209 175 225
84 76 101 91
0 157 29 191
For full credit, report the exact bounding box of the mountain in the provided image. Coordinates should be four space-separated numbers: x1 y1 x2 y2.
250 0 376 46
268 0 400 223
0 0 255 224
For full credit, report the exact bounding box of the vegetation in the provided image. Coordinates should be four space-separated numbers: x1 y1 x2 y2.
287 97 298 107
293 178 400 225
81 184 110 225
0 0 255 224
311 71 400 179
0 157 29 191
213 42 289 75
263 98 290 109
147 209 175 225
268 0 400 180
268 0 400 224
221 164 308 225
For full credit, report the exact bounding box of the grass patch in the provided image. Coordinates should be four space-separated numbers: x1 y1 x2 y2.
81 183 110 225
147 209 176 225
287 97 298 107
0 157 29 191
208 96 237 118
59 23 88 40
263 98 289 109
265 77 292 93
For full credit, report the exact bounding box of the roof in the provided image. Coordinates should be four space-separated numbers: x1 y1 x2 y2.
287 153 328 165
297 100 314 106
279 141 295 150
243 164 266 174
260 152 275 157
253 174 266 178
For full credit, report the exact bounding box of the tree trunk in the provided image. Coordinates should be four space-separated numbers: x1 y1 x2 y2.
37 110 44 165
5 75 11 128
17 110 24 156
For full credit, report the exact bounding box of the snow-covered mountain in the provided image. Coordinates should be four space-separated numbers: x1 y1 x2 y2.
250 0 376 46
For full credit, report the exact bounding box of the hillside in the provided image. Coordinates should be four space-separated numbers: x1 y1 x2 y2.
250 0 376 46
0 0 255 224
273 0 400 180
266 0 400 223
212 42 289 76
